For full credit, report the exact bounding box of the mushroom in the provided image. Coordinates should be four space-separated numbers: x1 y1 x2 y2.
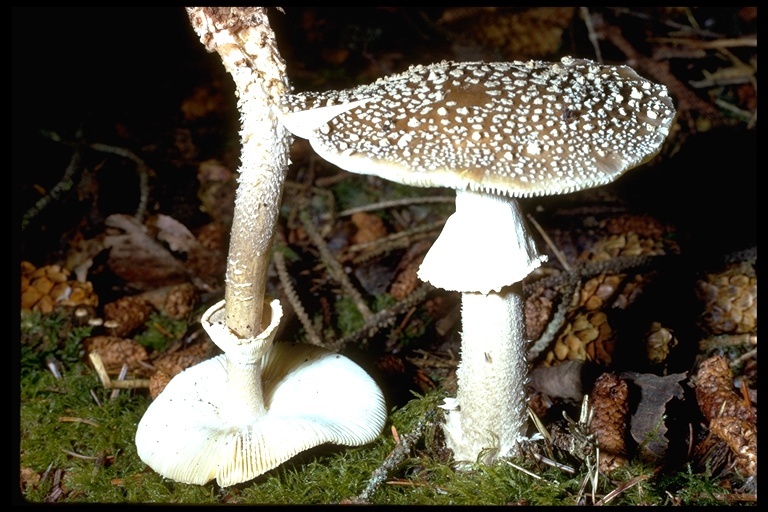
135 299 387 486
276 57 675 465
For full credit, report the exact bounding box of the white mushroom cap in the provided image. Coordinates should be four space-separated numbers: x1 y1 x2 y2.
418 190 546 294
135 299 386 487
277 57 676 198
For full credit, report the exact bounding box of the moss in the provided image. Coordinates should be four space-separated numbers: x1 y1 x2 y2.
331 175 384 212
650 464 743 506
20 309 93 375
331 173 439 214
333 296 366 336
133 312 189 353
19 332 743 505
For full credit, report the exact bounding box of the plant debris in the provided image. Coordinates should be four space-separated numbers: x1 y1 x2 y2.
17 6 756 506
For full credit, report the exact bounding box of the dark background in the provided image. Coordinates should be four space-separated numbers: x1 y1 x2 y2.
14 7 756 267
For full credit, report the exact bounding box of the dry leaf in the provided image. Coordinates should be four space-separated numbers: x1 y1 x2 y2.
622 371 687 461
104 214 225 291
528 360 585 402
104 214 190 290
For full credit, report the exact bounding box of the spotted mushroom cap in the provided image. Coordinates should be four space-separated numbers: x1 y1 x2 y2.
277 57 676 197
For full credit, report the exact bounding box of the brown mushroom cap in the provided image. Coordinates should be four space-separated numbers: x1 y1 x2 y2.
278 57 676 197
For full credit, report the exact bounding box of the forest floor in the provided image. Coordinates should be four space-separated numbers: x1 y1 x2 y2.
16 7 756 505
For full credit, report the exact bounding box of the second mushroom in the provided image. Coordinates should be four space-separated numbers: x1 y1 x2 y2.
277 56 676 465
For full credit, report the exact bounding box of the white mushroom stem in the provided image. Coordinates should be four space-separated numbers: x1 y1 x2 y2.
201 299 275 422
443 288 528 464
419 190 545 464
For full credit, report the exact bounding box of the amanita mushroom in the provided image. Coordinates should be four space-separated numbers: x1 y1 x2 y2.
277 57 675 465
135 299 386 486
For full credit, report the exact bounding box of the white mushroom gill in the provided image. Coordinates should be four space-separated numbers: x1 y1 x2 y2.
135 299 387 487
276 57 676 465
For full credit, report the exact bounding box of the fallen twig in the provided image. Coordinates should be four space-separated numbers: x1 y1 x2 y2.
327 282 433 352
58 416 100 428
596 472 652 505
298 207 374 321
22 132 83 232
526 275 580 363
504 460 543 480
338 195 455 217
347 220 445 265
579 7 603 63
347 408 436 503
650 35 757 50
273 243 324 346
88 352 150 390
61 449 100 460
89 142 151 222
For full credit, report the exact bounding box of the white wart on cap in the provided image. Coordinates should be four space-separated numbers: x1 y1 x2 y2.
278 56 676 199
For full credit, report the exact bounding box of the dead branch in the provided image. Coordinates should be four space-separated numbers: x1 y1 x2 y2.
347 408 436 504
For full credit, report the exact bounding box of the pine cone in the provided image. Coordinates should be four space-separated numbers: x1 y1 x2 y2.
153 341 212 376
84 336 150 375
611 273 653 310
20 261 98 313
695 355 756 423
350 211 388 245
695 261 757 335
582 232 666 262
162 283 198 319
149 370 173 399
389 240 430 300
589 372 629 473
524 285 557 341
645 322 678 364
579 273 625 311
710 417 757 478
149 341 214 398
389 262 420 301
544 311 615 367
603 214 667 239
103 295 155 338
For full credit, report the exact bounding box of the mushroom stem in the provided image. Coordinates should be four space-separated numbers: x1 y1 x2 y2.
201 299 277 422
186 7 291 338
420 190 544 464
444 286 528 464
